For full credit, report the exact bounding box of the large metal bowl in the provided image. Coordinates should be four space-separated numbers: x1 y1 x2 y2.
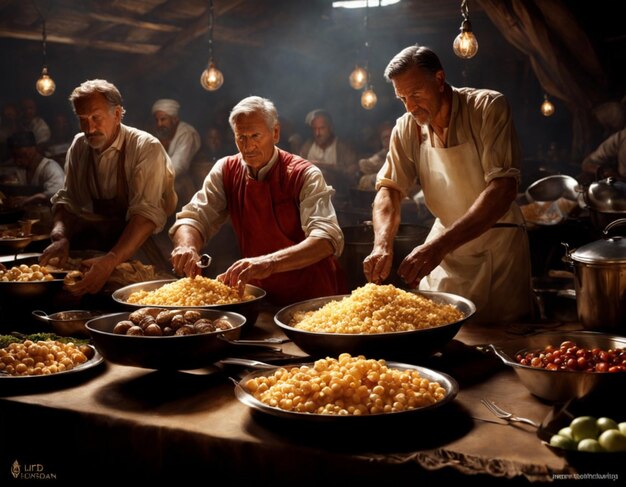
0 277 64 299
32 309 105 337
111 279 266 327
234 360 458 423
86 310 249 370
525 174 580 202
274 290 476 361
0 235 33 253
490 330 626 402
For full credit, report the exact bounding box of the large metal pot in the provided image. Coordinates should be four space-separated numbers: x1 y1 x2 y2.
563 219 626 332
583 177 626 232
339 223 431 290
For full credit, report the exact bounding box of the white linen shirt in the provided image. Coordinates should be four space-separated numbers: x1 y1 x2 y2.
51 124 174 233
168 121 201 177
170 147 344 256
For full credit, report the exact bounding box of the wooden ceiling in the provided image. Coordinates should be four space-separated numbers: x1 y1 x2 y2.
0 0 481 56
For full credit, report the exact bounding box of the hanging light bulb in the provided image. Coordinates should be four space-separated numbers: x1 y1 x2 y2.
541 94 555 117
35 19 55 96
453 0 478 59
200 0 223 91
36 66 56 96
361 86 377 110
349 65 368 90
200 62 224 91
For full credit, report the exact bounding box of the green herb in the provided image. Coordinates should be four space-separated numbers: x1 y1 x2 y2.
0 333 90 349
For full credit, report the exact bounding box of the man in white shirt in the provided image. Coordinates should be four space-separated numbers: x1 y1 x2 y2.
20 98 51 147
7 130 64 206
41 79 176 294
300 109 358 201
152 99 201 208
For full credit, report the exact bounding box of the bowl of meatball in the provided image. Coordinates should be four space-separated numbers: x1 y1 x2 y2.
85 308 251 370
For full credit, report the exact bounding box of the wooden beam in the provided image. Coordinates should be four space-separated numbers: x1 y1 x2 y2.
87 12 181 33
0 27 160 54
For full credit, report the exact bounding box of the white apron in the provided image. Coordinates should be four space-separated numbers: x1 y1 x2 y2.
417 126 532 323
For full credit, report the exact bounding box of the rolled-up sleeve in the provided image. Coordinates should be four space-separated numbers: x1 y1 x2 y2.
299 165 344 257
376 116 419 197
127 140 170 232
169 158 229 242
476 93 521 184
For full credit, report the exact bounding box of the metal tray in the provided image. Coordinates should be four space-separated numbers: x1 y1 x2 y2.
233 361 458 423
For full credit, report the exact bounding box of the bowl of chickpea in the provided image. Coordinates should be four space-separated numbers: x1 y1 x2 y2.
232 353 459 421
490 331 626 402
0 263 64 299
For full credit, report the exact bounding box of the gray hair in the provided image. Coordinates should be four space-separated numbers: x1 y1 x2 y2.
384 45 444 81
228 96 278 131
69 79 126 118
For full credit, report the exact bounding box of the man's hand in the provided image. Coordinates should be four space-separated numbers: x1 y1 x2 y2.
363 248 393 284
66 253 117 295
397 239 449 288
217 256 274 296
170 245 202 278
39 237 70 267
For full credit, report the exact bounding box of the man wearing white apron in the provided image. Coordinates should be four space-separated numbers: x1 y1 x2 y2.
364 45 532 323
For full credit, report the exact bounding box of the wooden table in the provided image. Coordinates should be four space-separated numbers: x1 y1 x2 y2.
2 304 597 485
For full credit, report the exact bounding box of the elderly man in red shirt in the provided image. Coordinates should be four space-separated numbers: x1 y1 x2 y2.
170 96 345 305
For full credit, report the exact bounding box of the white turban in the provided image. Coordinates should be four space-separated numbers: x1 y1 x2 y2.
152 99 180 117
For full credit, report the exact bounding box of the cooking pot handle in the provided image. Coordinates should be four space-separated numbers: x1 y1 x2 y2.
560 242 573 264
216 334 283 352
32 310 51 321
603 218 626 237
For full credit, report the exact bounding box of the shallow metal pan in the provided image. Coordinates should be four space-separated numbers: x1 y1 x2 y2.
86 310 282 370
231 359 458 423
273 290 476 361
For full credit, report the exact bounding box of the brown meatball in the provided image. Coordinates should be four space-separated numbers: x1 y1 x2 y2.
156 310 179 325
139 316 157 330
213 318 233 330
129 307 163 324
162 326 175 336
113 320 134 335
170 314 187 330
175 325 195 335
183 310 201 323
194 319 216 334
144 323 163 336
126 326 145 336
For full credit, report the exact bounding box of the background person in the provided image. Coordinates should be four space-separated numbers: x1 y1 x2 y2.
152 98 201 208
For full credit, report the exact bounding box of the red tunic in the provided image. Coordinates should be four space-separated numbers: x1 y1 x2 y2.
222 149 345 305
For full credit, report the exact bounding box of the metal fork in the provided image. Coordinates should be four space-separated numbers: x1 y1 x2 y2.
480 399 539 427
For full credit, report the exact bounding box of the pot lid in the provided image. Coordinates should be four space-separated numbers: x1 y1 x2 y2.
570 235 626 264
586 177 626 212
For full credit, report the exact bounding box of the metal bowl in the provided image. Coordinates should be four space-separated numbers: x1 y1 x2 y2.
111 279 266 326
0 235 33 253
274 290 476 361
86 310 249 370
234 360 458 423
525 174 580 202
32 309 105 337
490 330 626 402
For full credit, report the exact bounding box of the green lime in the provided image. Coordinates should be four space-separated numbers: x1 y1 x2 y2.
598 429 626 452
597 417 619 432
550 434 577 450
558 426 574 440
570 416 600 442
577 438 605 452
